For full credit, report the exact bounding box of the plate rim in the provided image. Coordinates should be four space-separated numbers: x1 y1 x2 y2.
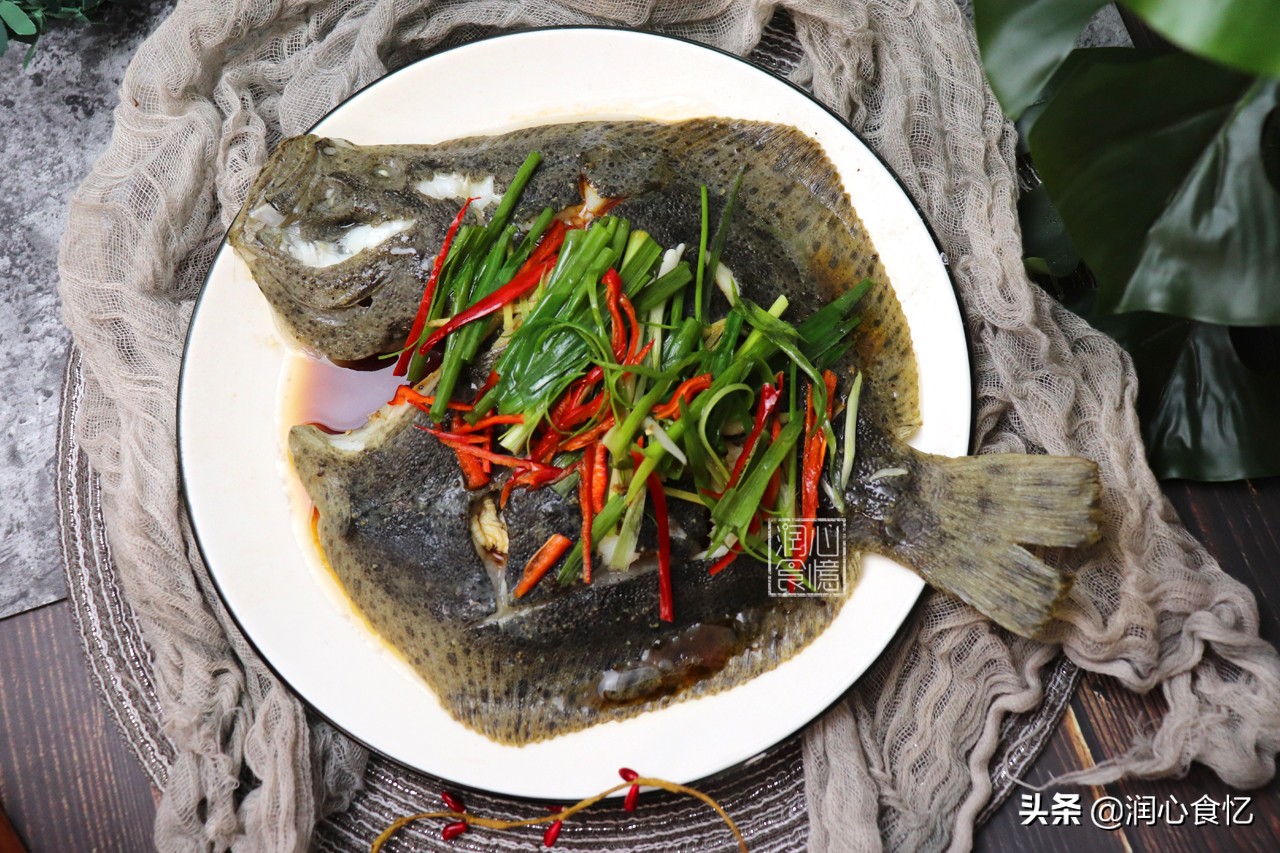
177 24 975 796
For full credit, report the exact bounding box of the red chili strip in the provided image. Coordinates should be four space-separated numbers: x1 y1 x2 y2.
603 268 627 362
624 339 655 367
426 429 564 476
543 819 563 847
513 533 573 598
724 382 780 491
619 292 641 364
644 471 674 622
391 385 474 412
526 219 566 268
560 416 615 452
591 441 609 514
650 373 713 420
417 257 556 357
452 446 489 490
454 413 525 433
394 198 473 376
624 785 640 812
708 545 740 576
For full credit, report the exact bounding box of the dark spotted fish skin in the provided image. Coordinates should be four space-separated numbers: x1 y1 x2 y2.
231 119 920 435
291 401 836 744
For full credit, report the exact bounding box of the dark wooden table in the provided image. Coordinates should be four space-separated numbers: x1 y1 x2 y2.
1 479 1277 851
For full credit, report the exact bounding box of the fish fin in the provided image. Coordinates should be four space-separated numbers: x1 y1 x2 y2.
855 451 1100 638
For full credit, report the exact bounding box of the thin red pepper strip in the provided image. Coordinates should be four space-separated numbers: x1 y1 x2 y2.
391 385 473 412
526 219 567 269
454 413 525 433
725 383 780 491
579 450 595 585
603 268 628 362
708 546 739 576
645 470 674 622
452 445 490 489
394 198 473 376
650 373 714 420
513 533 573 599
620 292 641 364
591 440 609 514
560 416 615 451
424 427 564 475
417 257 555 357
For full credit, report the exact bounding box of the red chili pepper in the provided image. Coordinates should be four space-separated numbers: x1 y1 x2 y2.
619 767 639 782
624 784 640 812
796 381 827 568
452 446 490 489
391 385 473 412
417 257 556 357
708 545 740 576
441 790 466 813
530 427 565 465
644 471 674 622
426 428 565 477
620 292 641 364
579 452 595 585
591 441 609 513
526 219 566 269
725 382 780 491
560 416 615 452
543 819 563 847
394 198 472 376
513 533 573 598
475 369 500 400
603 268 628 362
558 390 607 430
625 339 655 367
454 413 525 433
650 373 713 420
441 820 468 840
413 426 489 444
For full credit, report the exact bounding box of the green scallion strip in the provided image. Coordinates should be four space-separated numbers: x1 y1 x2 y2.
693 185 709 322
839 371 863 490
634 263 693 315
696 383 752 487
703 167 744 315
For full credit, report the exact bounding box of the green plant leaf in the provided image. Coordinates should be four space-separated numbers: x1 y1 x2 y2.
1017 181 1080 277
973 0 1107 120
0 2 37 36
0 21 8 56
1124 0 1280 79
1029 50 1280 326
1093 312 1280 480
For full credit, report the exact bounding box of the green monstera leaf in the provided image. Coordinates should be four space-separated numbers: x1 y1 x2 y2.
1093 312 1280 481
1028 50 1280 327
1124 0 1280 79
973 0 1108 120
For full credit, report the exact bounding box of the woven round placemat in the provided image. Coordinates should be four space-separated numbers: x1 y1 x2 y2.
54 16 1080 849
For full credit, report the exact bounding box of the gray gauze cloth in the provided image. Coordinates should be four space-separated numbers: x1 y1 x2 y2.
57 0 1280 850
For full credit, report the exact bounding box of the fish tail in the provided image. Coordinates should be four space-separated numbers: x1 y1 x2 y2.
848 447 1101 638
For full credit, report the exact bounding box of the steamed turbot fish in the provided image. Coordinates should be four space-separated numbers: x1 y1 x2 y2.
241 119 1101 745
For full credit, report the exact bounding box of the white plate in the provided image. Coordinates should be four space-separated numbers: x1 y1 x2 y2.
179 27 971 800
